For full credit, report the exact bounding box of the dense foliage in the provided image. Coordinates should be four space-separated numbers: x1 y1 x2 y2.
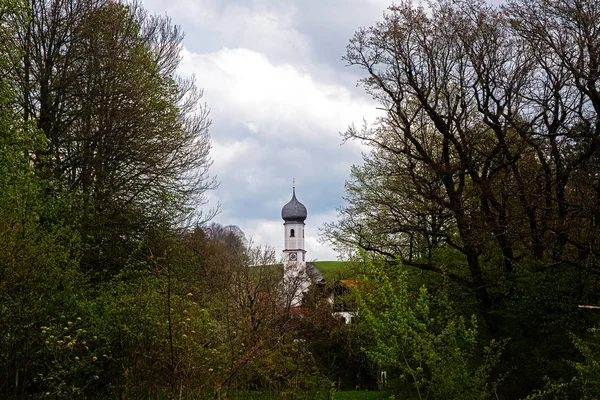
4 0 600 398
324 0 600 398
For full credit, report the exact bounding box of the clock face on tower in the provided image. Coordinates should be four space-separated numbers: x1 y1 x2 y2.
289 252 297 261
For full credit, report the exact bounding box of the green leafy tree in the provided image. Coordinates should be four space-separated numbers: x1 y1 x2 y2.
326 0 600 311
324 0 600 395
1 1 218 396
0 81 83 399
8 0 216 276
0 3 82 394
351 257 500 399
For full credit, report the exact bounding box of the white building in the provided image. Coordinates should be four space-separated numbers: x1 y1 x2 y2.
281 185 324 307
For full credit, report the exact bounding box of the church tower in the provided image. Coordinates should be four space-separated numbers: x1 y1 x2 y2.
281 182 310 307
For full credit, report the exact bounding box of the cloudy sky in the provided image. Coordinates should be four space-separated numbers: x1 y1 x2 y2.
141 0 393 260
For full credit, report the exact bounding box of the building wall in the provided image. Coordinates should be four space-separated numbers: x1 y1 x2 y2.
284 221 305 250
282 259 311 307
282 215 307 307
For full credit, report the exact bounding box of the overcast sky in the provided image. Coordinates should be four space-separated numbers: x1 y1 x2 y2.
139 0 399 260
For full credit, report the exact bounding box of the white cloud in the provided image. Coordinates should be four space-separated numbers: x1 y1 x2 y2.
143 0 311 62
210 137 259 168
178 46 377 145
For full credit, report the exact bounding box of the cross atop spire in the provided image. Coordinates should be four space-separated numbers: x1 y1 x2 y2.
293 178 295 194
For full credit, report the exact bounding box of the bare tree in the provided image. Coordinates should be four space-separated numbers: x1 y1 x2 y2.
325 0 600 316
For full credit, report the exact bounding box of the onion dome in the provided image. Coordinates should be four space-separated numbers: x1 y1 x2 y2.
281 188 307 222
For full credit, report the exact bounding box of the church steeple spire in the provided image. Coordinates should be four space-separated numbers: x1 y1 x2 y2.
282 182 308 307
281 182 307 223
292 178 296 198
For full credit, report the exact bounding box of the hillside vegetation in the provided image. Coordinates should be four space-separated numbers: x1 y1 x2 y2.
312 261 351 282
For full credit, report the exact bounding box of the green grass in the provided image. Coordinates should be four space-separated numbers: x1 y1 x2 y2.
262 261 360 284
334 391 387 399
121 389 385 400
312 261 354 283
223 390 385 400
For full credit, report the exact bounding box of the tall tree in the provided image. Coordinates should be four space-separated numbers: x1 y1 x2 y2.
0 2 83 395
325 1 600 395
326 0 600 315
8 0 216 274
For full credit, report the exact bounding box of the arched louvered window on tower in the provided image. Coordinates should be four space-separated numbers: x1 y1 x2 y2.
290 229 295 238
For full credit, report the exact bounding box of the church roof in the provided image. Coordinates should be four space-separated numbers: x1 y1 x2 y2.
281 188 307 222
306 262 326 285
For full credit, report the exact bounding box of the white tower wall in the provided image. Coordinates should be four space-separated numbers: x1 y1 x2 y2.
284 222 305 251
280 186 309 308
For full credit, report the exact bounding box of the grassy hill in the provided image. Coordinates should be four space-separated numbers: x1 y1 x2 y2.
261 261 357 284
312 261 352 282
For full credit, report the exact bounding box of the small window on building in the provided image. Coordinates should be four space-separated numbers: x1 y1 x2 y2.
290 229 295 237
